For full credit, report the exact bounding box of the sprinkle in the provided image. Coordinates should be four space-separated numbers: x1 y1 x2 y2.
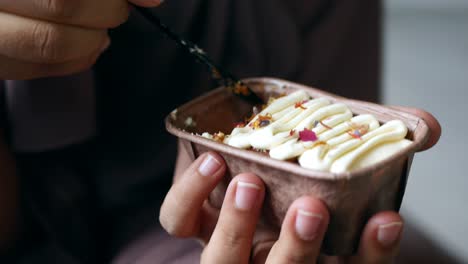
201 132 213 139
299 128 318 142
251 114 272 129
347 130 362 139
259 120 270 127
315 141 328 146
320 121 333 130
213 132 225 142
294 100 308 110
289 129 296 136
233 82 250 96
184 117 197 128
347 123 369 140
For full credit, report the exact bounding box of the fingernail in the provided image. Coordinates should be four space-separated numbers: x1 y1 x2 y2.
235 181 260 211
377 222 403 248
198 154 221 177
100 38 111 53
295 209 323 241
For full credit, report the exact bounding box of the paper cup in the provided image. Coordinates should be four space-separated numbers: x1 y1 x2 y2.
165 77 430 255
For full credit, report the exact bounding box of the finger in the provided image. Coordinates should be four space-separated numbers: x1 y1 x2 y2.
389 106 441 151
0 0 129 29
354 211 403 264
0 52 102 80
0 12 109 65
159 152 226 238
202 174 265 264
265 196 329 264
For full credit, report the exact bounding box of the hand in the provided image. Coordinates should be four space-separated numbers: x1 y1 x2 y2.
159 152 403 263
387 106 441 152
0 0 163 80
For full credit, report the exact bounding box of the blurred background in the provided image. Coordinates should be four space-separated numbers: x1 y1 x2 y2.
383 0 468 263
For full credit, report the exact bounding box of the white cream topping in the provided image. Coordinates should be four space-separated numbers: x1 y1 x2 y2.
223 90 412 173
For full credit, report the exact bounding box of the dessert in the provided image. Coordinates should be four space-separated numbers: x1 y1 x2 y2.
206 90 412 173
166 78 431 255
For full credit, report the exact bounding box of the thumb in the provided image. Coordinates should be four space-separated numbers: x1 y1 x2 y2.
388 106 441 151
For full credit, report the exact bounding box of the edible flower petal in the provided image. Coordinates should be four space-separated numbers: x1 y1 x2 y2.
294 100 308 110
347 123 370 140
250 113 273 129
320 121 333 130
299 128 318 142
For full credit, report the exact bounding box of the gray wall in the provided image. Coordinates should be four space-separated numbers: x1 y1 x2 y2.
383 1 468 262
388 0 468 10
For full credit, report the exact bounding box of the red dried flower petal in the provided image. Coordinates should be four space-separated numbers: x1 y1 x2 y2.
299 128 317 142
294 100 308 110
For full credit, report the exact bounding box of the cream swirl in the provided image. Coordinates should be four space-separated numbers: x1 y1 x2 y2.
223 90 412 173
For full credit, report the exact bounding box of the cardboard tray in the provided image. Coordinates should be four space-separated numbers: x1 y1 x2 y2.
165 77 430 255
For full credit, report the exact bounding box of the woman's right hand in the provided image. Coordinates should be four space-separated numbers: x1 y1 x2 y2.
160 152 405 263
0 0 163 80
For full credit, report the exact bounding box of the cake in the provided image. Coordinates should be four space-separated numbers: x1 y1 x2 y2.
202 90 412 173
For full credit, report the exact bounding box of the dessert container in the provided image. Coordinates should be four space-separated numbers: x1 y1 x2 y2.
165 77 430 255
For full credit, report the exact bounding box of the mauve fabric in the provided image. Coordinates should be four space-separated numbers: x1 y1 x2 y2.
2 0 381 263
5 71 96 152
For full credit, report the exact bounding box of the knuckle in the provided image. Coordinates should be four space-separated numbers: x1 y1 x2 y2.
159 194 198 238
281 251 313 264
41 0 76 21
159 212 180 236
32 22 63 63
86 49 101 65
159 212 193 238
46 52 98 77
106 4 129 28
75 54 98 72
217 224 249 249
